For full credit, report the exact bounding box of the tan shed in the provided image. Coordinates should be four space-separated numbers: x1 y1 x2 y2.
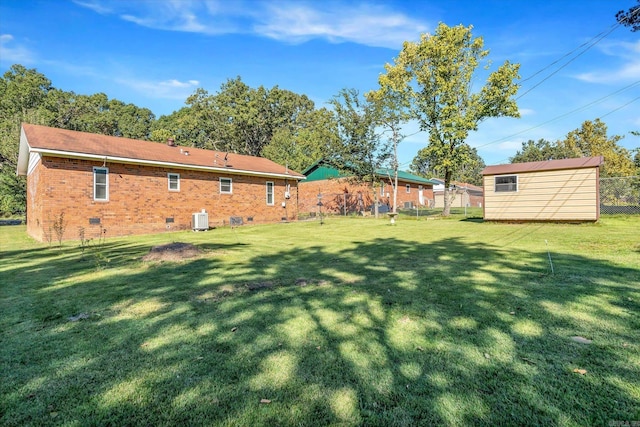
481 156 604 221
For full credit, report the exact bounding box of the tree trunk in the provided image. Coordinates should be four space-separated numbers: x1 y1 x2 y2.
443 168 452 216
373 183 379 218
393 168 398 214
392 126 399 215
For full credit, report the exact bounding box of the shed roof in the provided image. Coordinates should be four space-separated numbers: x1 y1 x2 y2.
17 124 305 180
482 156 603 176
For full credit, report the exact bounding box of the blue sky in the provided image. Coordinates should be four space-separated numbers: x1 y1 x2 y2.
1 0 638 168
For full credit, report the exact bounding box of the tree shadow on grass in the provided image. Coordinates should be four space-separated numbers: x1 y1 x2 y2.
1 232 638 426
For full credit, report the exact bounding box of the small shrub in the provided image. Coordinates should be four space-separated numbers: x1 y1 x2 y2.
78 226 91 257
52 212 66 248
43 224 53 247
78 225 109 270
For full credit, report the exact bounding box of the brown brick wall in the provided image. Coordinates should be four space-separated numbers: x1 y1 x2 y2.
28 156 298 241
26 156 44 241
298 178 434 215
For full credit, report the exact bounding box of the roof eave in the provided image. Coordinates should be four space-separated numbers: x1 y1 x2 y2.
30 148 305 180
16 127 30 176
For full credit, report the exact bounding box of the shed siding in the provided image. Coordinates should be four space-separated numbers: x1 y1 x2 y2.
484 168 598 221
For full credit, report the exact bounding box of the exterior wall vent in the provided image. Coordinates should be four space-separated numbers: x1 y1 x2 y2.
192 211 209 231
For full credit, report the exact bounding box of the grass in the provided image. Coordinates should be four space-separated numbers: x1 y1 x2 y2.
1 214 639 426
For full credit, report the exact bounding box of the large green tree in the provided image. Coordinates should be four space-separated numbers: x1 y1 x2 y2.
39 90 155 139
0 65 52 216
384 23 520 215
510 120 636 178
155 77 316 157
262 108 340 173
510 138 577 163
328 88 390 216
562 119 635 177
366 62 413 215
411 145 485 186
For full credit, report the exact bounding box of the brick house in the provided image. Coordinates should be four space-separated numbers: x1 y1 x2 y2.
17 124 305 241
298 159 438 216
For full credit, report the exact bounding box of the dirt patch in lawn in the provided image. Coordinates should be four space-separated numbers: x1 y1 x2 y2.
142 242 203 262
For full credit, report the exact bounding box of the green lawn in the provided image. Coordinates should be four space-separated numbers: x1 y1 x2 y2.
1 215 639 426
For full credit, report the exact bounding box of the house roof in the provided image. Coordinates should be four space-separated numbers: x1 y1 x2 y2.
375 168 440 186
17 124 305 180
482 156 604 176
301 159 438 185
430 178 483 193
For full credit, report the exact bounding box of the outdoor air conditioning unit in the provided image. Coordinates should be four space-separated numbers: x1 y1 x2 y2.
192 211 209 231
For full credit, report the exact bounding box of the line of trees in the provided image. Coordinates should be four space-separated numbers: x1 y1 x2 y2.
2 20 638 218
510 119 638 178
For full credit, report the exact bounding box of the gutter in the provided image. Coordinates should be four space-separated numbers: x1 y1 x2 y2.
21 147 305 181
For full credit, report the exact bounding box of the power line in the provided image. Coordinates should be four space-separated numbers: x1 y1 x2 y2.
476 80 640 148
517 22 625 100
598 95 640 119
519 25 619 86
516 6 640 100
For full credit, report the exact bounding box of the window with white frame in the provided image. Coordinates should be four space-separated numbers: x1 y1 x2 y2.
93 167 108 201
495 175 518 192
380 184 385 196
266 181 274 205
220 177 232 194
168 173 180 191
406 184 411 193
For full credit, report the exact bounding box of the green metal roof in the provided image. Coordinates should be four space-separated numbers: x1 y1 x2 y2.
301 161 344 182
375 168 440 185
301 159 438 185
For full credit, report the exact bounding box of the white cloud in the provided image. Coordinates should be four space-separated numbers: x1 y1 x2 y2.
574 40 640 84
120 9 213 34
116 77 200 99
74 0 428 49
159 79 200 89
255 3 428 49
576 62 640 84
75 0 236 34
72 0 112 15
0 34 35 64
496 140 523 151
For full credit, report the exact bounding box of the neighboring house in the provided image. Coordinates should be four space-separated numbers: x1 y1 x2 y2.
17 124 305 241
431 178 484 208
298 159 438 215
481 156 604 221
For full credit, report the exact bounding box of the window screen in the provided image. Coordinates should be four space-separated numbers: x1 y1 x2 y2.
495 175 517 192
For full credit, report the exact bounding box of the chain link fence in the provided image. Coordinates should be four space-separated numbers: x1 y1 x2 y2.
600 176 640 215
